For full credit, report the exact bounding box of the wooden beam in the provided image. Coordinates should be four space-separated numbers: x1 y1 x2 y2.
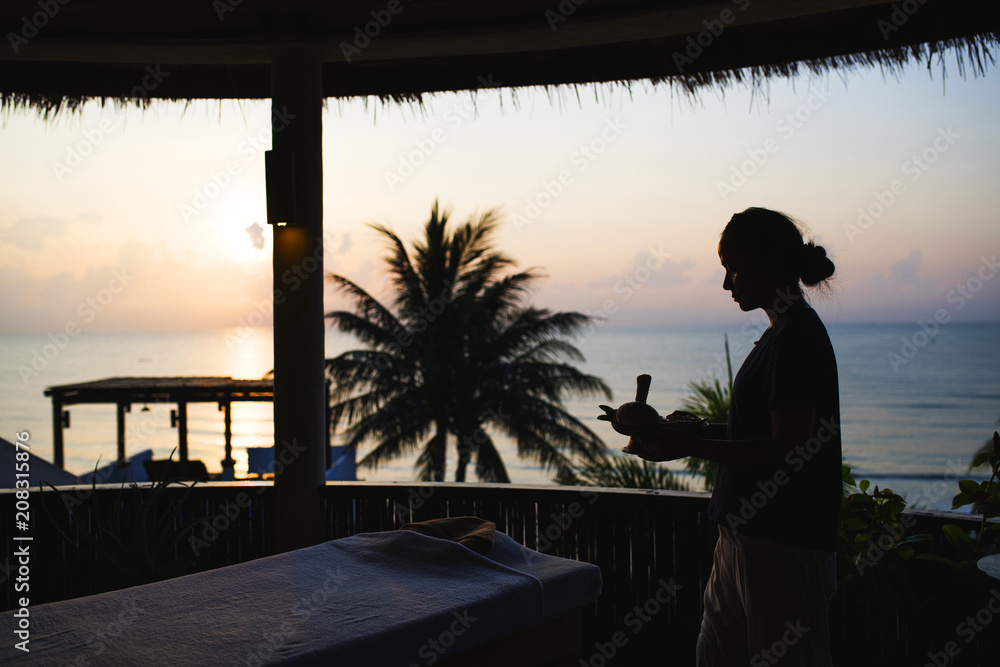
270 47 327 552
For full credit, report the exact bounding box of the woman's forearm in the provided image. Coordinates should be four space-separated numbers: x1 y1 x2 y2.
631 429 787 467
701 422 728 440
684 435 788 468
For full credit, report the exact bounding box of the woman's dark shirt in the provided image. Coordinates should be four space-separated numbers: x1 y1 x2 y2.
707 307 841 552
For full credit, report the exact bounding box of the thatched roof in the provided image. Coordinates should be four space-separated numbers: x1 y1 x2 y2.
1 0 996 117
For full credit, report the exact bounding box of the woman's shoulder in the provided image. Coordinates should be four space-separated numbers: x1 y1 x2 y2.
773 307 833 346
778 305 825 329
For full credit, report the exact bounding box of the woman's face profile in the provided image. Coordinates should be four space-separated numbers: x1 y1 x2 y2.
719 243 776 312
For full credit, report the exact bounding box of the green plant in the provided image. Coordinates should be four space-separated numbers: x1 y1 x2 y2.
834 436 1000 660
838 465 931 586
41 454 215 596
682 334 733 491
920 431 1000 571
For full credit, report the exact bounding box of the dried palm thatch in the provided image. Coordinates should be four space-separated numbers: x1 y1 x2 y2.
0 1 996 120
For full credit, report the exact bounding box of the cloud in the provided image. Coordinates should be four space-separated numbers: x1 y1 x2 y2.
833 249 944 321
0 216 72 251
0 213 104 255
889 250 923 282
116 241 157 276
0 241 274 334
245 222 266 250
585 251 693 291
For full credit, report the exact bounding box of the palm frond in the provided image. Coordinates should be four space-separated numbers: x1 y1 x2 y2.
325 274 405 341
558 450 689 491
681 335 733 491
472 433 511 483
681 377 731 423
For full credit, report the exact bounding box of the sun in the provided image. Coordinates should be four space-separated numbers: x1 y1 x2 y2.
212 198 271 267
211 219 269 268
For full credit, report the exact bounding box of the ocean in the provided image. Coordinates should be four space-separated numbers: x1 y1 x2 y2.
1 322 997 512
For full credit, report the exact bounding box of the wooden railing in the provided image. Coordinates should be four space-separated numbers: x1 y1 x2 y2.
1 483 997 664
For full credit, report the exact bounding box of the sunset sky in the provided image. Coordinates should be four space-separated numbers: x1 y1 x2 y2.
1 54 998 335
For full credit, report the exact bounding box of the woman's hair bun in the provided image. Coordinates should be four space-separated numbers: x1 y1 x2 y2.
799 242 835 286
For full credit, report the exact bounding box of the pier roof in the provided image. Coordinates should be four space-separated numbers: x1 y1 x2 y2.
43 376 274 405
44 376 276 474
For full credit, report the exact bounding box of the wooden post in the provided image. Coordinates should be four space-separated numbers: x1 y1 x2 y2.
177 401 188 464
52 396 64 469
116 402 128 462
220 401 235 481
325 377 332 470
270 48 327 552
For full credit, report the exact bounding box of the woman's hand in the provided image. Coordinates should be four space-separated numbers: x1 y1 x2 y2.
623 428 698 462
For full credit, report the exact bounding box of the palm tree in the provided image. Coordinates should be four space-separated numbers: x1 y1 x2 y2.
324 200 611 482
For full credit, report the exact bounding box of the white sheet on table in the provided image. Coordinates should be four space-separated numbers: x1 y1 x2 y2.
2 529 601 666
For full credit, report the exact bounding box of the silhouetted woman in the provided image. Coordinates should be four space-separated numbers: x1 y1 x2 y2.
628 207 841 666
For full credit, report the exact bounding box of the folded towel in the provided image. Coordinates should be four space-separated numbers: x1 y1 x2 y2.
401 516 497 554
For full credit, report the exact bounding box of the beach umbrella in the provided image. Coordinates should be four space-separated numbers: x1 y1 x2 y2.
1 0 995 552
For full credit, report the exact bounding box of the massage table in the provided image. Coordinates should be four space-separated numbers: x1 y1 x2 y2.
1 523 602 665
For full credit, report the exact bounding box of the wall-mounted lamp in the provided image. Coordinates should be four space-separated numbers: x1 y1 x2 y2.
265 148 296 227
